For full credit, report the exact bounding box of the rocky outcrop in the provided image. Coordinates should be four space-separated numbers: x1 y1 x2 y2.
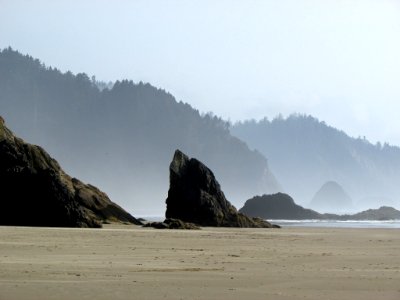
240 193 322 220
0 117 140 227
239 192 400 221
165 150 273 228
144 218 200 230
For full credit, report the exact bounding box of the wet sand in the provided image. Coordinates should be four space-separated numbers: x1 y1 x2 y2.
0 225 399 300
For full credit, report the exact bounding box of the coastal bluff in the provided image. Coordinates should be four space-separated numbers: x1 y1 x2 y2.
0 116 140 227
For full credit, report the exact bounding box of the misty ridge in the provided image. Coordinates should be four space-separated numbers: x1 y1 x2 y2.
1 47 399 216
0 48 280 215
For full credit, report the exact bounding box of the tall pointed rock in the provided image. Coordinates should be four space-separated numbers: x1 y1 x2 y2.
166 150 273 228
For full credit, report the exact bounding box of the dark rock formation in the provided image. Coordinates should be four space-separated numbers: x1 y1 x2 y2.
310 181 353 213
0 117 141 228
240 193 322 220
144 218 200 230
165 150 273 228
337 206 400 221
240 192 400 221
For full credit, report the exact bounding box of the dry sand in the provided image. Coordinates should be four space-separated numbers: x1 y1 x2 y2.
0 225 399 300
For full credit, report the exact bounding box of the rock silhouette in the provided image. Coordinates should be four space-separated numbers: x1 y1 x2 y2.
310 181 353 213
0 117 140 227
165 150 273 228
240 193 321 220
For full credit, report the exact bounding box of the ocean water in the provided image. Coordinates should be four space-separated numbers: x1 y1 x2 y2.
271 219 400 229
137 216 400 229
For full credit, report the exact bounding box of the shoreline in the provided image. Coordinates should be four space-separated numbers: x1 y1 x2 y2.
272 219 400 229
1 225 399 300
138 216 400 229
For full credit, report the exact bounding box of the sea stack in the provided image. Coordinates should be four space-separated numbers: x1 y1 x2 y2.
310 181 353 213
0 116 140 227
165 149 273 228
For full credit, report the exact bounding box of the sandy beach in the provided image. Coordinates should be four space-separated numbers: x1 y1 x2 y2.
0 225 399 300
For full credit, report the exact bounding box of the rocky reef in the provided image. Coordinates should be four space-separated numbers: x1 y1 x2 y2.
335 206 400 221
143 218 200 230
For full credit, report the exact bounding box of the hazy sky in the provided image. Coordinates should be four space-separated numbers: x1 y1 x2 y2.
1 0 400 145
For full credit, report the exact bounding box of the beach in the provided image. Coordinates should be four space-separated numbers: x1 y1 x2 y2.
0 225 399 300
